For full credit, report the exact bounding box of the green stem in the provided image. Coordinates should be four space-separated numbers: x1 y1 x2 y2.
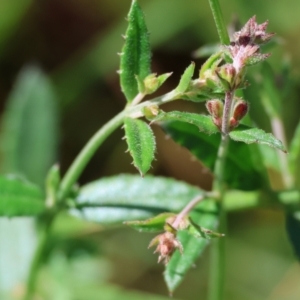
24 212 56 300
208 0 230 45
208 89 233 300
58 111 126 200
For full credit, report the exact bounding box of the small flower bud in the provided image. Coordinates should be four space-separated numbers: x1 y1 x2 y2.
143 104 160 120
216 64 236 90
148 232 183 264
229 99 249 130
206 99 224 130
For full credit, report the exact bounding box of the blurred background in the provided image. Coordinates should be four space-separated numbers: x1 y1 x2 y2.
0 0 300 299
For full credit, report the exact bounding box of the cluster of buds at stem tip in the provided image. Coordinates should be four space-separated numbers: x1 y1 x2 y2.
206 97 249 131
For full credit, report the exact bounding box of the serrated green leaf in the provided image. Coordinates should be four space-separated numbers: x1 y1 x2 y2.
0 175 44 216
120 0 151 102
162 121 263 190
152 111 218 134
175 62 195 94
0 66 59 187
229 125 286 153
164 201 218 293
124 212 176 233
124 118 155 176
71 175 205 224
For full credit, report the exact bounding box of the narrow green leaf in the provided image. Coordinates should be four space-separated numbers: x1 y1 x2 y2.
188 218 224 239
289 119 300 177
120 0 151 102
0 66 59 187
71 175 204 224
175 62 195 94
199 51 222 79
162 121 263 190
164 201 218 293
124 118 156 176
0 175 44 216
152 111 218 134
229 125 287 153
124 212 176 233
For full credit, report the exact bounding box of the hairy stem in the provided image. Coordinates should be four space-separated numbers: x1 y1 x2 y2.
172 194 205 229
208 90 233 300
208 0 230 45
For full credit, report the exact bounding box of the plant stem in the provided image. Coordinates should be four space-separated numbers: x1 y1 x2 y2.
172 194 205 229
208 90 233 300
58 111 126 200
208 0 230 45
24 211 56 300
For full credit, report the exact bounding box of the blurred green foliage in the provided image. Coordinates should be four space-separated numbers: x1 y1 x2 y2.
0 0 300 299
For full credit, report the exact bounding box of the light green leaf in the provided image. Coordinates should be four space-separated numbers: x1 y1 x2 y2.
124 212 176 233
0 66 59 187
229 125 287 153
175 62 195 94
0 175 44 216
124 118 156 176
164 201 218 293
152 111 218 134
188 218 224 239
71 175 204 224
120 0 151 102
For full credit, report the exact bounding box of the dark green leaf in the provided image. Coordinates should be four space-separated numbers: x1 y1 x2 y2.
162 121 263 190
71 175 204 224
124 212 176 233
0 175 44 216
0 66 59 187
286 212 300 260
120 0 151 102
124 118 156 176
229 125 287 153
152 111 218 134
175 62 195 94
164 201 218 293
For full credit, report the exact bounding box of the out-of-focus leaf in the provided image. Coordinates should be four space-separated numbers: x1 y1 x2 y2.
289 120 300 178
192 43 220 59
0 66 59 187
71 175 204 224
229 125 287 153
120 0 151 102
0 175 44 216
286 212 300 260
124 118 155 176
0 0 33 54
152 111 218 134
162 121 263 190
124 212 176 233
175 62 195 94
164 201 218 293
259 62 281 118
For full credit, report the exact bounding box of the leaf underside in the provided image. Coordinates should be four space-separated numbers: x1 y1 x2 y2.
124 117 156 176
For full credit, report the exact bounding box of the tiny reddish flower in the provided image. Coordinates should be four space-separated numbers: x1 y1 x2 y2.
148 231 183 264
